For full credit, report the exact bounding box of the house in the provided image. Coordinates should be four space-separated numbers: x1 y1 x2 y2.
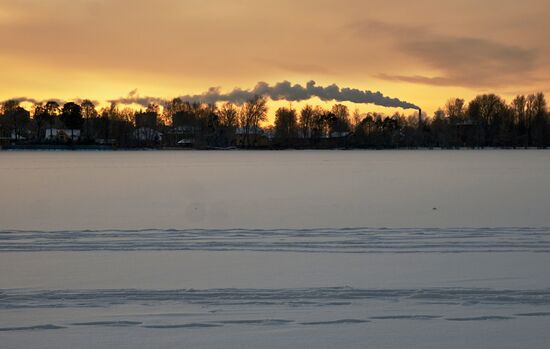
172 125 198 134
45 128 81 142
235 126 264 136
176 138 194 147
95 138 116 145
330 131 351 139
10 130 28 141
134 127 162 142
235 126 270 147
165 126 197 146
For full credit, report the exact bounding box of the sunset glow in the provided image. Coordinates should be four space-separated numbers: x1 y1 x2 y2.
1 0 549 118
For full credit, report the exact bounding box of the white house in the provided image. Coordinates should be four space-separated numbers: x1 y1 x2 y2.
177 138 194 146
10 130 27 141
134 127 163 142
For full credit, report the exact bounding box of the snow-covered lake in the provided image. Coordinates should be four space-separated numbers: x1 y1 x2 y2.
1 150 550 348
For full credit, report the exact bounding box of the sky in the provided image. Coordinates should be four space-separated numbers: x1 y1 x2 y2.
1 0 549 118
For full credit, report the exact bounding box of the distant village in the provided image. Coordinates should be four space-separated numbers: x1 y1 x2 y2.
1 93 549 149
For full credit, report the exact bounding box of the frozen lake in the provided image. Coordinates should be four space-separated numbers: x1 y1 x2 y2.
1 150 550 348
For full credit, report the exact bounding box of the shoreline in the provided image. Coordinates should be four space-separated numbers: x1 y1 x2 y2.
1 145 548 152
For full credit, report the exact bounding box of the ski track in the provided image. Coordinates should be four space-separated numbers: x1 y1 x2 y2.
0 227 549 253
2 287 550 309
2 227 550 334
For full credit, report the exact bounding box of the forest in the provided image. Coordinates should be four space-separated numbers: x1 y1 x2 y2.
1 92 549 149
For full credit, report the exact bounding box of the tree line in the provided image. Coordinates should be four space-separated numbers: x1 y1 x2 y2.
1 92 549 149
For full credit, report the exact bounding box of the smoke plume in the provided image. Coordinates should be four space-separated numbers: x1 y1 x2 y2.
4 81 418 110
112 81 419 109
2 97 98 106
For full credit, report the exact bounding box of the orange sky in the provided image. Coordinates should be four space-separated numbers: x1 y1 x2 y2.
1 0 549 119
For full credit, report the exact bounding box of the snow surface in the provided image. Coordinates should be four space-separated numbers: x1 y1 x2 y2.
1 150 550 230
1 150 550 348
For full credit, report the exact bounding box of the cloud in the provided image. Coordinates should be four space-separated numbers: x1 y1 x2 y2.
258 59 333 75
109 81 419 110
352 20 538 87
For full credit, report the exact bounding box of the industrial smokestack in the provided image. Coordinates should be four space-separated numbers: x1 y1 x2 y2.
418 108 422 126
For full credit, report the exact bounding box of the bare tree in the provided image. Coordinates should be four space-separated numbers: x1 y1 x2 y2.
274 106 298 147
468 94 507 147
163 98 185 126
239 96 268 147
526 93 547 147
445 98 466 123
219 102 239 128
351 108 363 131
331 104 351 133
299 105 314 140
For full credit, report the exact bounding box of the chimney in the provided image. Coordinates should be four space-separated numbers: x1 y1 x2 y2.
418 108 422 127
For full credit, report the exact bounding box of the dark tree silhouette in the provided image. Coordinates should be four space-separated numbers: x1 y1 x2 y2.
219 102 239 128
0 100 30 142
61 102 83 142
44 101 61 139
80 100 99 142
2 91 549 149
239 96 268 148
330 104 351 134
274 107 298 147
299 105 315 140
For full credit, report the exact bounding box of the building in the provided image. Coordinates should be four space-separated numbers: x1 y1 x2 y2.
235 126 270 147
45 129 81 142
133 127 163 143
176 138 194 147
